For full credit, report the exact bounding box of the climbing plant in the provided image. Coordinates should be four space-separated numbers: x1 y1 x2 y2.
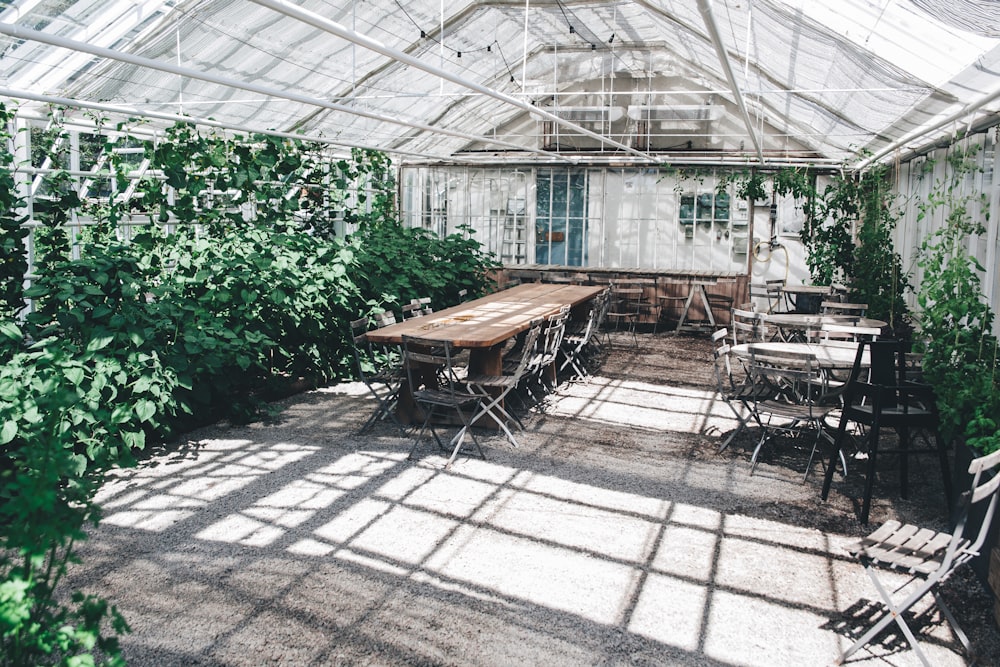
915 145 999 454
0 102 28 320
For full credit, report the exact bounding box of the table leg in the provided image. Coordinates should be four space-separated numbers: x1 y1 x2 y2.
697 284 716 327
675 286 698 331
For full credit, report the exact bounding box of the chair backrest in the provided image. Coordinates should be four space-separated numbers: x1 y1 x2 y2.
749 280 784 313
372 309 397 328
349 317 373 376
748 346 824 406
711 329 738 392
731 308 761 345
821 301 868 316
350 317 393 380
933 448 1000 579
402 297 433 319
593 287 612 329
534 305 571 368
962 449 1000 557
401 335 462 397
841 340 933 414
819 323 881 342
508 318 544 379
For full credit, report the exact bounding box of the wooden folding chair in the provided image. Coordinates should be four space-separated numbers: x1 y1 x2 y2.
835 448 1000 666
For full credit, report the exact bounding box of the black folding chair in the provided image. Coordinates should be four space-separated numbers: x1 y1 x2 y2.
348 316 405 435
401 335 484 467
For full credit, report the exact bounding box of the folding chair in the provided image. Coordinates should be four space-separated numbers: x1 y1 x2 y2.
348 316 405 434
835 448 1000 666
401 335 485 467
464 318 543 447
524 305 571 400
746 345 842 481
558 288 608 382
711 329 766 452
604 281 641 348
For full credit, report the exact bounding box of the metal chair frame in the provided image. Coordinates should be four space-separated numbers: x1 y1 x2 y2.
746 345 842 481
712 329 767 452
821 340 952 525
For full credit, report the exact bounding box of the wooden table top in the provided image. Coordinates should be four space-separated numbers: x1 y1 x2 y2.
731 341 867 369
366 283 606 348
780 284 833 295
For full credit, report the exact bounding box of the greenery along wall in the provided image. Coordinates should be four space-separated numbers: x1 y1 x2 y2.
0 103 497 666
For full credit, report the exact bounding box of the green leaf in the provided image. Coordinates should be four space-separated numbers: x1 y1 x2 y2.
86 334 115 352
0 320 22 342
134 399 156 423
0 420 16 444
64 366 85 386
110 405 131 424
122 429 146 450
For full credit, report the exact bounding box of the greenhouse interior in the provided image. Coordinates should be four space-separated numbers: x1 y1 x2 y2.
3 1 1000 665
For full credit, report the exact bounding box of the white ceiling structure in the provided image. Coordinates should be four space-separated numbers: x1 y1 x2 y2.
2 0 1000 169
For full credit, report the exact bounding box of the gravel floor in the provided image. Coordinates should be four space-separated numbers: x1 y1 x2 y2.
64 331 1000 666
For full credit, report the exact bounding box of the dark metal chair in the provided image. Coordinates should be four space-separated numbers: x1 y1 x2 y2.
348 316 405 435
821 340 953 525
401 335 484 467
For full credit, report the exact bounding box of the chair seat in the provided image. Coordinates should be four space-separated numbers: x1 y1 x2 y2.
412 387 480 408
848 403 935 422
463 373 519 391
757 398 836 421
846 519 965 576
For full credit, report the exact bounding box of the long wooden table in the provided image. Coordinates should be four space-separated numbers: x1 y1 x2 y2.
366 283 606 423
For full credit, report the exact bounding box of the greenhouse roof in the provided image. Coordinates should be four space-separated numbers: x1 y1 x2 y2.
2 0 1000 168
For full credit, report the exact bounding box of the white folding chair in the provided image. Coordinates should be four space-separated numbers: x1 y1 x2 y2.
836 449 1000 666
746 346 842 481
711 329 767 452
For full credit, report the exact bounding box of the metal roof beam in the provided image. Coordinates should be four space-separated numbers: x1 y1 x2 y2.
0 87 449 161
0 21 573 163
251 0 657 163
696 0 764 164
